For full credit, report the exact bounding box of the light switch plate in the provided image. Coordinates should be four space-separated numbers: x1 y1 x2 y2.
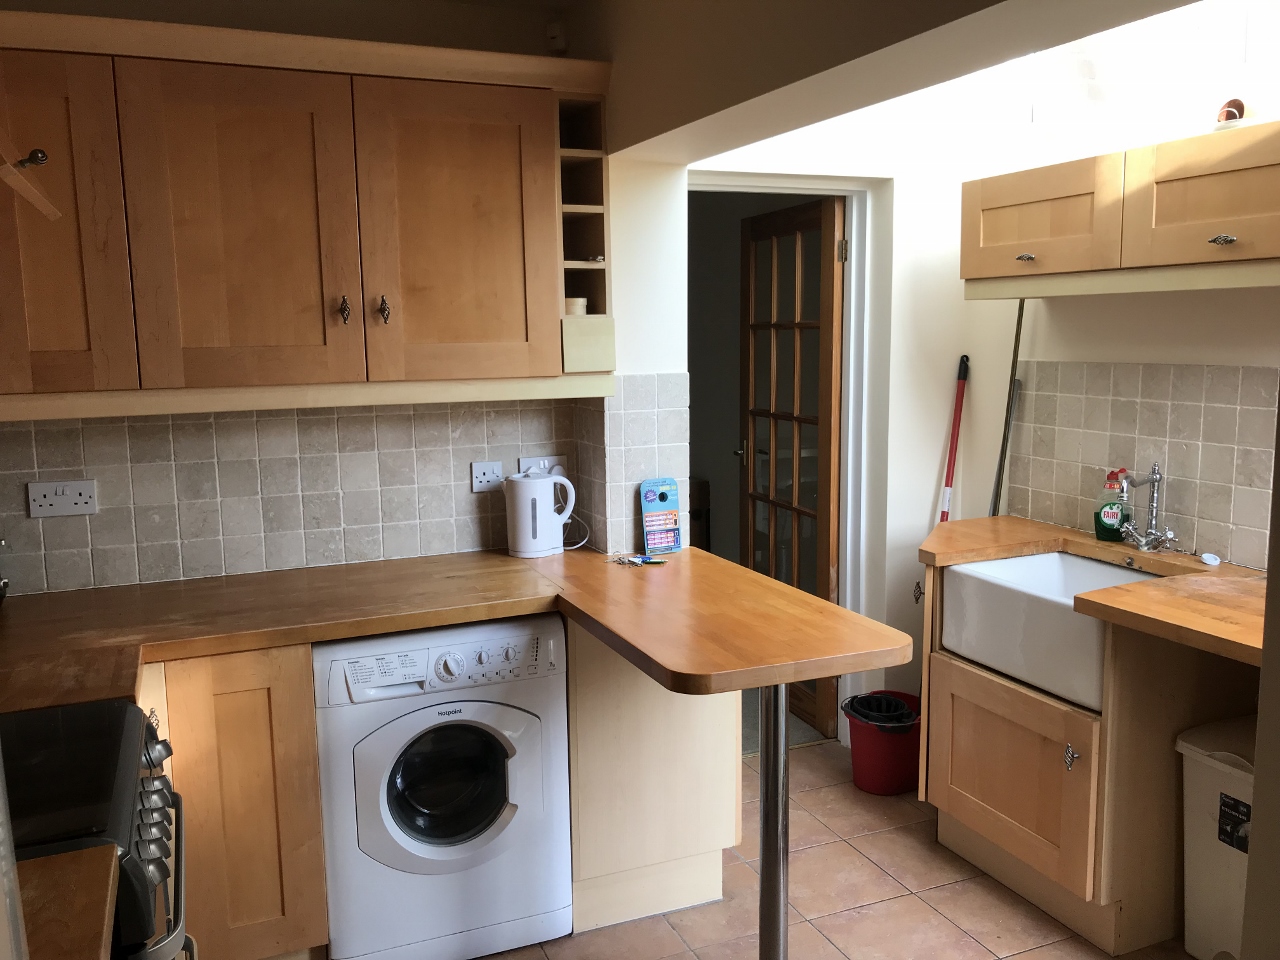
28 479 97 517
518 455 567 475
470 461 504 493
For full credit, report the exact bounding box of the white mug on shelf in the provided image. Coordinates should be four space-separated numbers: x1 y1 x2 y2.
564 297 589 316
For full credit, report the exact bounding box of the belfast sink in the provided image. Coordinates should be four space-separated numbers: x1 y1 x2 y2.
941 552 1157 711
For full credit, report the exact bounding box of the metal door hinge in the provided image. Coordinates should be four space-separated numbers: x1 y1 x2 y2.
837 238 849 262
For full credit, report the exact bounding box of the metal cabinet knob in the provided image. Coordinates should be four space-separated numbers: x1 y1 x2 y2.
1208 234 1238 245
379 296 391 323
15 148 47 168
1064 744 1080 770
338 295 351 324
1015 252 1036 262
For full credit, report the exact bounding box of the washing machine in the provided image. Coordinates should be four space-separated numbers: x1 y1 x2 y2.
313 613 572 960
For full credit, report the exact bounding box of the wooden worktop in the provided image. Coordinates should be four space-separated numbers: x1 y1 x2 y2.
0 547 910 711
530 547 911 694
920 517 1264 665
18 845 118 960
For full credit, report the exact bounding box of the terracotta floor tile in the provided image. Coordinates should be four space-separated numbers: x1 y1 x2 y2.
742 762 760 803
482 946 547 959
849 820 981 892
786 741 855 793
542 915 687 960
723 847 742 866
793 782 931 839
1014 937 1113 958
813 892 995 959
692 920 845 960
663 860 802 949
735 800 840 860
919 877 1072 958
785 840 909 919
904 795 939 820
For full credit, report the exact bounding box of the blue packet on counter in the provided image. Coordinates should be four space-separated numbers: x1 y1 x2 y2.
640 477 681 555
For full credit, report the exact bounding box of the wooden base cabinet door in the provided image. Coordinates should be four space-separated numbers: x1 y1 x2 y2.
165 646 327 960
0 51 138 394
960 154 1124 278
1123 121 1280 266
354 77 561 381
927 654 1100 900
116 59 365 389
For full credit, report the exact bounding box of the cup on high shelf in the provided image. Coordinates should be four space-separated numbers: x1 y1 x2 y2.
564 297 588 316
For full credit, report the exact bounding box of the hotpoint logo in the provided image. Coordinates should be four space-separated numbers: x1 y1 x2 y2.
438 708 464 717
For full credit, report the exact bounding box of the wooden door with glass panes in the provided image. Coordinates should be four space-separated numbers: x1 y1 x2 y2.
740 198 844 738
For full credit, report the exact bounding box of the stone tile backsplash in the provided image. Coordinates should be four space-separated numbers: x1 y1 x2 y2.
1007 362 1276 569
0 401 580 595
0 374 692 595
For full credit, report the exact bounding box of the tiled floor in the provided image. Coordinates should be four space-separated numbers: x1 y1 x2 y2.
486 742 1196 960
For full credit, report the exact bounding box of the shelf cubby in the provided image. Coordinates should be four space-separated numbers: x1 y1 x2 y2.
564 267 607 316
558 100 604 152
560 154 605 206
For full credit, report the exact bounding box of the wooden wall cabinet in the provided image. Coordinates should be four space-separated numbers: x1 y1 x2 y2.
1122 121 1280 267
354 77 560 381
162 646 328 960
0 50 137 394
116 59 366 389
960 154 1124 279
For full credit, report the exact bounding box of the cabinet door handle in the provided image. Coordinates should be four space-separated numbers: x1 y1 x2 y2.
1064 744 1080 771
1015 252 1036 262
1208 234 1238 245
338 296 351 324
379 296 391 323
15 148 47 168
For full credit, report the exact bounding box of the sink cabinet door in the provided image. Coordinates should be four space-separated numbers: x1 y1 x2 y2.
165 645 328 960
928 653 1101 900
959 153 1124 278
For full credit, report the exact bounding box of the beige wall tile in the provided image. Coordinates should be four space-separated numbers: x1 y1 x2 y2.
1111 363 1140 399
1240 366 1279 408
92 545 138 585
138 542 181 583
265 531 304 569
304 529 344 566
171 421 216 462
1230 527 1269 569
181 539 224 578
1237 407 1277 449
1171 364 1206 403
1205 365 1243 406
1234 487 1272 529
177 461 219 501
127 423 171 464
1084 363 1112 398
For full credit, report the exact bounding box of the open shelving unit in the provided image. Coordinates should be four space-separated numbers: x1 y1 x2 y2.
557 98 614 373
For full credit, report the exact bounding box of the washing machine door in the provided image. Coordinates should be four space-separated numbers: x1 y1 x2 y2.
353 700 543 875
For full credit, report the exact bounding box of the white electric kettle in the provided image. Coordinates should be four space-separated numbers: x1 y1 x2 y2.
503 470 575 558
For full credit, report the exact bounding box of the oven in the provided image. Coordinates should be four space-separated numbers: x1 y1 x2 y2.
0 699 195 960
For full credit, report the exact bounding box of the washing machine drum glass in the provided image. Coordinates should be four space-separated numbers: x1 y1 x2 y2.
387 722 509 846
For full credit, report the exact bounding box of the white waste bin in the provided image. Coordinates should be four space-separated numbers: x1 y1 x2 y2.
1176 715 1257 960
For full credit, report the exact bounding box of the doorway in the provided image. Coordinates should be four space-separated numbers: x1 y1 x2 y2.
688 191 850 749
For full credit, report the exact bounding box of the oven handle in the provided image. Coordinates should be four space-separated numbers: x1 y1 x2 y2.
130 792 193 960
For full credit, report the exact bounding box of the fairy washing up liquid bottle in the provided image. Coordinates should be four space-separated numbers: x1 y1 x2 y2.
1094 469 1130 542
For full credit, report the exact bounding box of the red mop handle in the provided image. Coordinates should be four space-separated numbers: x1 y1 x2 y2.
939 355 970 523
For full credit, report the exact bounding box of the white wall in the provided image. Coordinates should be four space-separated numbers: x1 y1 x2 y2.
690 0 1280 687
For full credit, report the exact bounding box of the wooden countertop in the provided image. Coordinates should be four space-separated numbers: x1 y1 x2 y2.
529 547 911 694
18 845 118 960
920 517 1264 665
0 547 910 711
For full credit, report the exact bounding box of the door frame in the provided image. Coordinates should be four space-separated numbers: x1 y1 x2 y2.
688 171 889 742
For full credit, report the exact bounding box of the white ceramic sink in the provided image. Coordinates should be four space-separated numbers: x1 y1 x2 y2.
941 553 1156 711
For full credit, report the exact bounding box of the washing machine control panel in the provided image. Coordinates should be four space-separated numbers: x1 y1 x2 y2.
428 633 557 689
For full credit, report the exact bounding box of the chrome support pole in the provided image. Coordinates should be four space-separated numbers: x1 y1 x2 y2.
758 683 789 960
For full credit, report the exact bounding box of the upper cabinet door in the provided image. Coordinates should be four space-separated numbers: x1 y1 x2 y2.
960 154 1125 279
1122 121 1280 267
0 51 137 394
354 77 560 381
115 59 365 389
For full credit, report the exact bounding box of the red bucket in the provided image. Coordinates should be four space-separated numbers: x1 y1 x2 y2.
842 690 920 796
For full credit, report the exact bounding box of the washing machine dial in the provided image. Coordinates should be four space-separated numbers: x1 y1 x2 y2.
435 652 465 682
476 650 492 666
502 645 518 662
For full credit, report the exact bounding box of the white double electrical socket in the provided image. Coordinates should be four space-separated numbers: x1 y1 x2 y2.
28 479 98 517
470 461 505 493
518 455 567 475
